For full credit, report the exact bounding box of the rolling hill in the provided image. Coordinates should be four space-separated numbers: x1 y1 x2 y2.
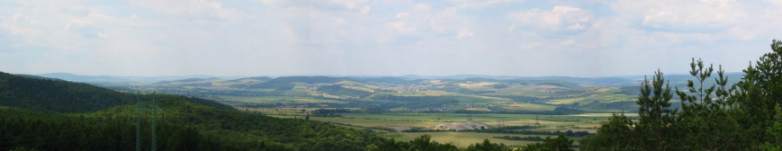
0 71 403 151
130 76 642 113
39 73 744 114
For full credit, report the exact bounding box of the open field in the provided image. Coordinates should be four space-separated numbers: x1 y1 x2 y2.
272 112 613 132
105 76 656 113
384 132 542 148
258 111 620 147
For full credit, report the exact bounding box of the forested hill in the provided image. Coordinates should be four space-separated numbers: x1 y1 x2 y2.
0 71 374 150
0 72 230 112
0 71 530 151
0 72 139 112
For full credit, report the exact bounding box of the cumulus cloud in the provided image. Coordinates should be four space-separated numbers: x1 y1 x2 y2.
0 0 779 76
510 5 593 33
613 0 743 32
385 2 476 41
129 0 241 19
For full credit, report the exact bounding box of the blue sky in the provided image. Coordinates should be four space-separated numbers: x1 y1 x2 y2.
0 0 780 76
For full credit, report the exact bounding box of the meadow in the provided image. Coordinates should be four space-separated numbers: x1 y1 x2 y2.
253 109 618 147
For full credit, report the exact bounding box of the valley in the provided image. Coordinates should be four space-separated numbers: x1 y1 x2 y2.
22 71 750 150
39 73 680 148
86 75 653 113
251 109 616 148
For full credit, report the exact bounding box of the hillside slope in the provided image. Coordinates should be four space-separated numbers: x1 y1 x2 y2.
0 72 139 112
0 72 388 151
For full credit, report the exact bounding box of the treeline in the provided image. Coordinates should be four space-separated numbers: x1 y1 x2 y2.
0 108 291 151
580 40 782 150
0 102 379 151
402 126 590 138
0 106 576 151
470 126 591 137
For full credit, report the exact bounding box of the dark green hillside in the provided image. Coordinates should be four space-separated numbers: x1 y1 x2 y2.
1 71 524 151
0 72 135 112
2 104 371 151
0 72 380 150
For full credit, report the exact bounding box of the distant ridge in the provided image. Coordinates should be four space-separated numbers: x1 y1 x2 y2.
39 72 216 85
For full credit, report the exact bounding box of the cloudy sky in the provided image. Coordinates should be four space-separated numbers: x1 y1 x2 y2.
0 0 781 77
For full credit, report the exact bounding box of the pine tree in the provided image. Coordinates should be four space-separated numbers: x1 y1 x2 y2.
635 70 676 150
733 40 782 149
579 113 637 151
672 58 745 150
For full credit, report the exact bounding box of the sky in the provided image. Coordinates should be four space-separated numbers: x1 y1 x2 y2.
0 0 781 77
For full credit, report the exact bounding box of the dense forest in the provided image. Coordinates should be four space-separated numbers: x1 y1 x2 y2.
580 40 782 151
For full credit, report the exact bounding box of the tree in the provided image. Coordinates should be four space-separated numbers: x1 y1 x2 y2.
674 59 745 150
581 40 782 151
522 135 574 151
407 135 458 151
733 40 782 147
579 113 637 151
763 106 782 151
465 139 511 151
635 70 677 150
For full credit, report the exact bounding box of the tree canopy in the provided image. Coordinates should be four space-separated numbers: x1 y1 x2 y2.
581 40 782 151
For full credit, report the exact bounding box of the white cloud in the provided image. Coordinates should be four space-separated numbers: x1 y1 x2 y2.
613 0 743 32
456 29 474 39
510 5 593 33
129 0 241 20
0 0 780 76
0 0 115 51
259 0 372 15
384 2 477 41
329 0 372 14
448 0 516 9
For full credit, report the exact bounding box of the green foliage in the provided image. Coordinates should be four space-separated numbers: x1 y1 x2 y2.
635 70 677 150
464 139 512 151
407 135 460 151
672 59 746 150
522 135 574 151
732 40 782 146
763 106 782 150
0 72 135 112
579 113 637 151
0 108 257 151
581 40 782 151
364 135 463 151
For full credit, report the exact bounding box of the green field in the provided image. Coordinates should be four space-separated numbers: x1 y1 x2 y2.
306 112 609 132
93 73 650 148
385 132 541 148
126 76 645 113
258 111 617 148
